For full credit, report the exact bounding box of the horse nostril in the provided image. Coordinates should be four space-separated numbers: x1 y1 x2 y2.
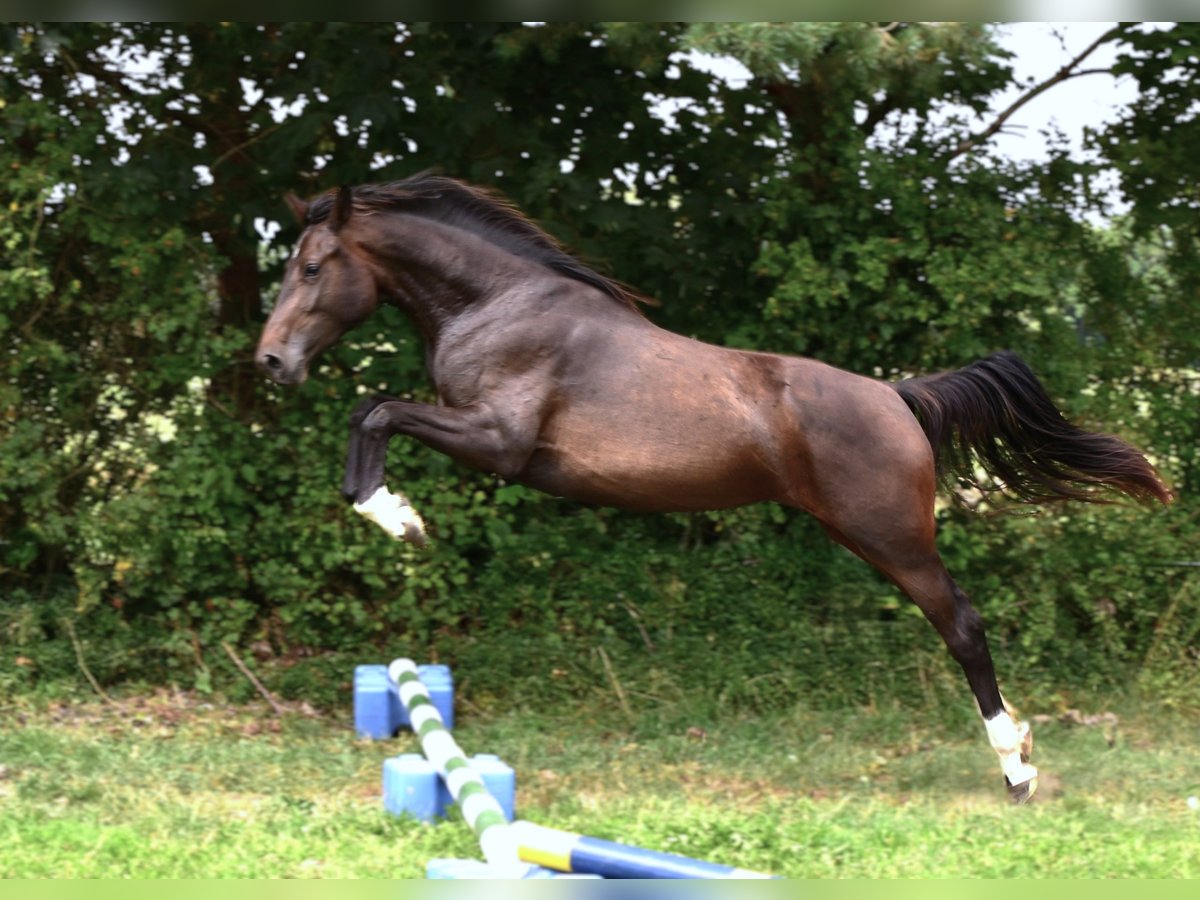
261 353 283 372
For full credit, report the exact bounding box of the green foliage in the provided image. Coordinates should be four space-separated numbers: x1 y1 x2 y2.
687 23 1084 376
686 22 1010 119
1098 24 1200 247
1 22 1196 712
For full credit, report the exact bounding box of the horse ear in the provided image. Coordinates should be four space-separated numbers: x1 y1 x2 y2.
330 185 353 233
284 192 309 225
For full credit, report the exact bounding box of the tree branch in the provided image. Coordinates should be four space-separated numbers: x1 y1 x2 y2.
210 120 284 171
59 43 235 155
949 24 1131 160
64 618 123 709
221 641 286 717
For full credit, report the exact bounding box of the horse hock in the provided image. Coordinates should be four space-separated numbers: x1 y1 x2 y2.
354 486 429 547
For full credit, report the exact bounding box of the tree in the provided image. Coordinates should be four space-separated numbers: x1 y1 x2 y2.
0 22 778 673
1078 24 1200 493
1 22 1193 701
681 23 1101 376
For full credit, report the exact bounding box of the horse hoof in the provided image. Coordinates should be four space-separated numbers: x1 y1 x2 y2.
1006 774 1038 804
403 520 429 549
354 486 428 546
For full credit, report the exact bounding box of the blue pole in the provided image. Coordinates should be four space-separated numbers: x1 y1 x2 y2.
513 821 778 879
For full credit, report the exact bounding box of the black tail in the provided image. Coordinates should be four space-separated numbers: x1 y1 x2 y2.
893 351 1172 505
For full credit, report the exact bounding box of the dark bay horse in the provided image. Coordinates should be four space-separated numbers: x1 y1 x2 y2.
256 174 1171 803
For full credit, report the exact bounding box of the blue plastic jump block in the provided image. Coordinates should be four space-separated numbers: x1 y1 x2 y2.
353 663 454 738
426 859 601 880
383 752 516 823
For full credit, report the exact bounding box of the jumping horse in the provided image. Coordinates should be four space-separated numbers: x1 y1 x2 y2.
256 174 1171 803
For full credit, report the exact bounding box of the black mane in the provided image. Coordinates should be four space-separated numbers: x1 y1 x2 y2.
305 174 642 310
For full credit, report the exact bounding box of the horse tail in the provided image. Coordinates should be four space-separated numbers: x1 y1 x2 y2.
892 350 1172 505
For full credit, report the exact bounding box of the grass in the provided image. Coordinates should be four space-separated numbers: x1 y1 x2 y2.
1 685 1198 878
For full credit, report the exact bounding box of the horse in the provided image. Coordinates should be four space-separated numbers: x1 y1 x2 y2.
256 173 1172 804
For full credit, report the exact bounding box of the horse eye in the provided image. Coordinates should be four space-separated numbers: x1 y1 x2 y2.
303 262 320 278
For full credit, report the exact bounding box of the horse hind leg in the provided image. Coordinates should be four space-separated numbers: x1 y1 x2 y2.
816 518 1039 803
792 379 1038 801
891 560 1039 802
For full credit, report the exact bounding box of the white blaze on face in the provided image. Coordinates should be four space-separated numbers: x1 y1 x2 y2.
985 711 1037 787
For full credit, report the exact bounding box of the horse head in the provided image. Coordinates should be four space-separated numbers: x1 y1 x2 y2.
257 186 380 385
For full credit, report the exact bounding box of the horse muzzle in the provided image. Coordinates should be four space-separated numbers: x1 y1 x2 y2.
256 349 308 385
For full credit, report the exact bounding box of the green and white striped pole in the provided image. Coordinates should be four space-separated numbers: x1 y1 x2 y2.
387 658 529 877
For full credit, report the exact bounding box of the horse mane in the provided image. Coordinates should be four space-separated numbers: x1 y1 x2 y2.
305 174 644 311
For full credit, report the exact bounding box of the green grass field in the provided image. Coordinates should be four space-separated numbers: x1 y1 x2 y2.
1 687 1198 878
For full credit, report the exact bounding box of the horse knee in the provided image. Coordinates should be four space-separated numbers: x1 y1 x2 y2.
349 394 396 429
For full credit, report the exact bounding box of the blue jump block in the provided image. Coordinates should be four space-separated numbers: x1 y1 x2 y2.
383 752 516 823
426 859 601 879
354 662 454 738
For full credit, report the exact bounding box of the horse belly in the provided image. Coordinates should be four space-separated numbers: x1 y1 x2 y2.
519 407 781 512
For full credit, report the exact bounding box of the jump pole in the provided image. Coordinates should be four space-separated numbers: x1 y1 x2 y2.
390 658 778 880
387 658 530 878
512 821 778 879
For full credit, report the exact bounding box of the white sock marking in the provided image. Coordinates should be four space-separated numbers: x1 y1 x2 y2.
353 486 427 543
985 711 1038 786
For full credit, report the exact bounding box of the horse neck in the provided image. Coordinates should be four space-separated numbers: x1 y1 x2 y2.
351 213 541 344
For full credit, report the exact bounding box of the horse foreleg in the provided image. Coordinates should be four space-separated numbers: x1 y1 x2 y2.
341 394 427 546
347 398 538 546
342 394 399 502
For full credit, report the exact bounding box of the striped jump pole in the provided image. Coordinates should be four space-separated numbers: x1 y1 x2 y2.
387 658 530 878
512 821 778 879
